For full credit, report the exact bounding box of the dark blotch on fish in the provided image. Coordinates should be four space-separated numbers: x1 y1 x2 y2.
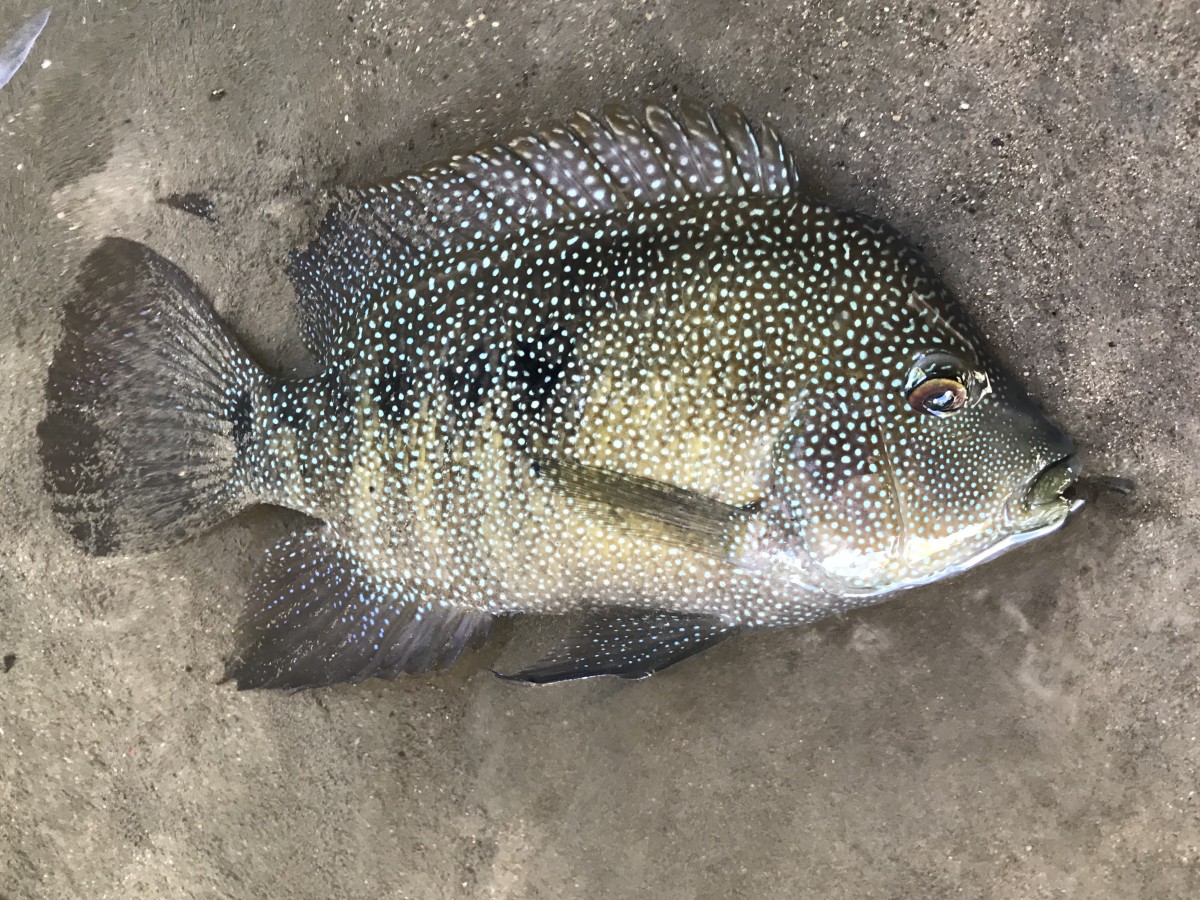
2 653 15 673
228 390 254 452
442 347 495 428
509 328 575 417
369 369 409 421
274 386 309 431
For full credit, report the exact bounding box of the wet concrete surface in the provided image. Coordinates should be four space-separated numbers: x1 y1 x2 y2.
1 1 1197 897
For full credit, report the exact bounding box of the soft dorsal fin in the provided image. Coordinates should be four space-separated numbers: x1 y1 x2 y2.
288 101 803 362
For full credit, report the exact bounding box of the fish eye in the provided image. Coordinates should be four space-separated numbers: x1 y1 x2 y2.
907 377 968 416
904 351 990 418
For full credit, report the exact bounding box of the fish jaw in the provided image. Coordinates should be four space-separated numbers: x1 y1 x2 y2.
733 447 1084 602
733 504 1079 609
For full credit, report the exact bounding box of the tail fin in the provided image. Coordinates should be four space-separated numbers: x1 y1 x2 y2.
38 237 265 555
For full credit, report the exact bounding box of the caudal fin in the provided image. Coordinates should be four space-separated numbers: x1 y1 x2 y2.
38 237 265 555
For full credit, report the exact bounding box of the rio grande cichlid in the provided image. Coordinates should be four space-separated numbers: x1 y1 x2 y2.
38 102 1086 689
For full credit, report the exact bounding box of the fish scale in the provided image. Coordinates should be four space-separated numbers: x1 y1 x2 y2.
38 102 1081 689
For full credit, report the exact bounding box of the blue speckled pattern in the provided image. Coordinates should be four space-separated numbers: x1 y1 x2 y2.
39 102 1079 689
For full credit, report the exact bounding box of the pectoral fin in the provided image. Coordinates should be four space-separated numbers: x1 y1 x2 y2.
533 456 755 558
497 608 737 684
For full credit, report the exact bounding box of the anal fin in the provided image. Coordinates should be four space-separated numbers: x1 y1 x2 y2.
497 608 736 684
227 526 493 690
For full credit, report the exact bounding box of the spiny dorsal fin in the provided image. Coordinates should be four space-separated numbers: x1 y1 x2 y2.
288 101 802 362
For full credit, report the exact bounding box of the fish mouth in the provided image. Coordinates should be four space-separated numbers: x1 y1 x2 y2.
1007 454 1084 533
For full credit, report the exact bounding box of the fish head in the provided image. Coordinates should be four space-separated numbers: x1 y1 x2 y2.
751 213 1080 597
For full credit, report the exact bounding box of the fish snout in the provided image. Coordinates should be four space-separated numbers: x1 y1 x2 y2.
1029 453 1083 506
1005 452 1083 532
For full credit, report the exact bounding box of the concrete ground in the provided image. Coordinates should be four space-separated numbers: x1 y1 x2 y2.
1 0 1197 897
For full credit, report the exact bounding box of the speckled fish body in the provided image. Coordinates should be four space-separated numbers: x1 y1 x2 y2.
39 103 1080 688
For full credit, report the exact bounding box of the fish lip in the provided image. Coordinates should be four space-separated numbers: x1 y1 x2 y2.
1005 454 1084 532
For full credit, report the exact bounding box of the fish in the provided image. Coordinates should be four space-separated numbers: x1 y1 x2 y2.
38 101 1085 689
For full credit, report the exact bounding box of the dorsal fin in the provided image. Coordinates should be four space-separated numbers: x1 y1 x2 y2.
288 101 803 362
